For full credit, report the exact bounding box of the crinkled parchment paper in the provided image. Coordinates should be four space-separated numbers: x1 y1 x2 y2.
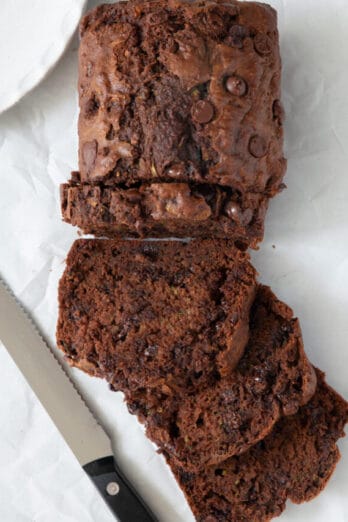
0 1 347 520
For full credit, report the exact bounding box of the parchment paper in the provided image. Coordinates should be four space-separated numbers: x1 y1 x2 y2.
0 1 347 520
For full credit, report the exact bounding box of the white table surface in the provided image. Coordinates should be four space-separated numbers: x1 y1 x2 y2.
0 1 348 521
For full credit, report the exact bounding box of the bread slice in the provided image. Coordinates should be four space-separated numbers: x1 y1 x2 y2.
138 285 316 469
57 238 257 393
61 181 268 246
167 370 348 522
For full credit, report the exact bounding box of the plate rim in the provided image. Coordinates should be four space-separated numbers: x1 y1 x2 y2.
0 0 88 114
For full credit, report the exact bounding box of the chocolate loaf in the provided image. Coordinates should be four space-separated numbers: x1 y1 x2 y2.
62 0 286 245
57 240 316 471
61 181 268 243
54 1 348 519
168 371 348 522
57 238 257 391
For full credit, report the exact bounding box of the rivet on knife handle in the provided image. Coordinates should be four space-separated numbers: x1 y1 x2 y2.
83 456 158 522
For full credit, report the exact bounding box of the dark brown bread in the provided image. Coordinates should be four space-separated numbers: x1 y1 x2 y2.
57 240 316 471
136 285 317 469
57 238 257 393
61 181 268 244
78 0 285 189
167 370 348 522
63 0 286 245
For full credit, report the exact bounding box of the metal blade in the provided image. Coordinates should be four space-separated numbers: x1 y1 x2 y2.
0 277 112 466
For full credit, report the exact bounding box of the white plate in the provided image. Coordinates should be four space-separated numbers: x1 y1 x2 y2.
0 0 87 114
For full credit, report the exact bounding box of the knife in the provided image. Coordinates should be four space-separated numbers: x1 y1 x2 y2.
0 278 157 522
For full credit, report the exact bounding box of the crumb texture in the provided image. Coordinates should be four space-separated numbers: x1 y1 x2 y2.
145 285 317 469
61 182 267 244
168 371 348 522
57 239 257 395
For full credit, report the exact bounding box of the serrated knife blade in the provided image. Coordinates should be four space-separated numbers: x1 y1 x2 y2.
0 277 157 522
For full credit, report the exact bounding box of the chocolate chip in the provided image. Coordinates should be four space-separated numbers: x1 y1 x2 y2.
254 33 272 55
225 75 247 96
225 201 241 220
82 140 98 172
167 163 186 177
249 135 268 158
225 24 249 48
225 201 253 225
273 99 285 125
192 100 214 124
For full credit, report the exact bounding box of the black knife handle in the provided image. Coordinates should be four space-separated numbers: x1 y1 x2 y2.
83 456 158 522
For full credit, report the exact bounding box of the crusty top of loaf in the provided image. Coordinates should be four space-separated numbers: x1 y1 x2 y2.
78 0 285 195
